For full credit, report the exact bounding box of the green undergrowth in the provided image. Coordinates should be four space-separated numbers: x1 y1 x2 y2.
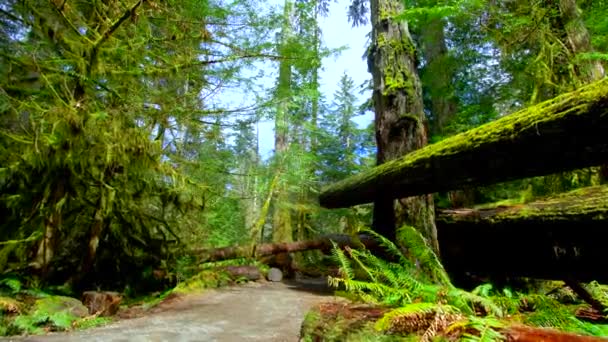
124 259 265 312
304 225 608 341
0 277 113 336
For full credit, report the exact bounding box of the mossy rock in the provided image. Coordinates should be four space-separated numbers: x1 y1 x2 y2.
33 296 88 318
173 269 231 294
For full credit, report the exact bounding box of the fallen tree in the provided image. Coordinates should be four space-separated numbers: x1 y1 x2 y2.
320 79 608 208
192 234 379 263
436 186 608 282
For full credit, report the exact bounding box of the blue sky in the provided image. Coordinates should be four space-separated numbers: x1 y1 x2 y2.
256 0 372 159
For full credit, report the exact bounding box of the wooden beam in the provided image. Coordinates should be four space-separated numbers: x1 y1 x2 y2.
319 79 608 208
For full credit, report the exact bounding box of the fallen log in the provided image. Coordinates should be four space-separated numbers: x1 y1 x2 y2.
192 234 379 264
320 78 608 208
503 325 608 342
436 186 608 282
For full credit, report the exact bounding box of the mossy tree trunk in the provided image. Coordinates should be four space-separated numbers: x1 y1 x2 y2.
436 186 608 282
368 0 438 252
417 16 474 208
319 78 608 209
272 0 294 243
557 0 607 184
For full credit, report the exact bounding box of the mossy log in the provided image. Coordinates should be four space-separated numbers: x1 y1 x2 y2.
320 79 608 208
193 234 378 264
437 186 608 282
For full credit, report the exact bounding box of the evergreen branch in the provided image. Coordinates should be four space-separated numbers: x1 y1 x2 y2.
49 0 92 45
0 231 42 245
94 0 144 50
0 8 27 25
109 54 286 77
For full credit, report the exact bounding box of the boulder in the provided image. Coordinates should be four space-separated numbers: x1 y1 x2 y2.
267 268 283 282
82 291 123 316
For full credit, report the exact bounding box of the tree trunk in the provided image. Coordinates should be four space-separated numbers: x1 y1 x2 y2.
272 0 294 243
319 78 608 209
192 234 379 263
33 177 66 276
436 185 608 282
417 17 475 208
557 0 608 184
418 17 457 136
368 0 437 252
558 0 605 83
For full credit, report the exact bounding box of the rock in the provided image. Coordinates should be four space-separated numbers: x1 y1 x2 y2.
267 268 283 282
224 265 261 281
82 291 123 316
33 296 88 318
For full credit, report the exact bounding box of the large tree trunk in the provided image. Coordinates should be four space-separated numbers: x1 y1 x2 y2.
558 0 604 83
417 17 474 208
272 0 294 243
436 186 608 282
368 0 437 252
319 78 608 209
557 0 608 184
418 17 457 137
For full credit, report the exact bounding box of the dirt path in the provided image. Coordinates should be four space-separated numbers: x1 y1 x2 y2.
6 280 337 342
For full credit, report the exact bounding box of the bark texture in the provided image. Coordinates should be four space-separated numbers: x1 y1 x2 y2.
436 186 608 282
319 78 608 209
368 0 437 251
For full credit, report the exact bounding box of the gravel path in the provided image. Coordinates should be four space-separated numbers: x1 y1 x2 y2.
4 280 337 342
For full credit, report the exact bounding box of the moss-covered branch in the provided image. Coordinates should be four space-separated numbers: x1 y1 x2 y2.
436 186 608 282
320 78 608 208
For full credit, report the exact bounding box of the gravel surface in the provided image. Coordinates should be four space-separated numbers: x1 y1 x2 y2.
3 280 336 342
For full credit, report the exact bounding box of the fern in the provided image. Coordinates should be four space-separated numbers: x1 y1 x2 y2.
396 226 451 287
457 316 505 342
359 227 415 269
330 241 354 280
0 278 21 294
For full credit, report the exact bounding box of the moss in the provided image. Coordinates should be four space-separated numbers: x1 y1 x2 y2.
173 269 231 294
320 78 608 208
438 185 608 225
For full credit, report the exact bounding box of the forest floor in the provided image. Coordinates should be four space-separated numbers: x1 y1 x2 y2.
3 278 338 342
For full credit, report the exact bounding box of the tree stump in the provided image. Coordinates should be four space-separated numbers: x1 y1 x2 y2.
82 291 123 316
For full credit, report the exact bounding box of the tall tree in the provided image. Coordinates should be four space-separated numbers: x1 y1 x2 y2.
367 0 438 252
272 0 295 243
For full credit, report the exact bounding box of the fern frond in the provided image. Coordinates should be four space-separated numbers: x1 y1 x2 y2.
449 316 505 342
448 288 504 317
348 248 378 283
355 250 424 293
359 227 415 268
472 283 493 298
397 225 451 286
330 241 353 280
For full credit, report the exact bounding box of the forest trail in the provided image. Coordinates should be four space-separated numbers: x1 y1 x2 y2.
7 280 336 342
